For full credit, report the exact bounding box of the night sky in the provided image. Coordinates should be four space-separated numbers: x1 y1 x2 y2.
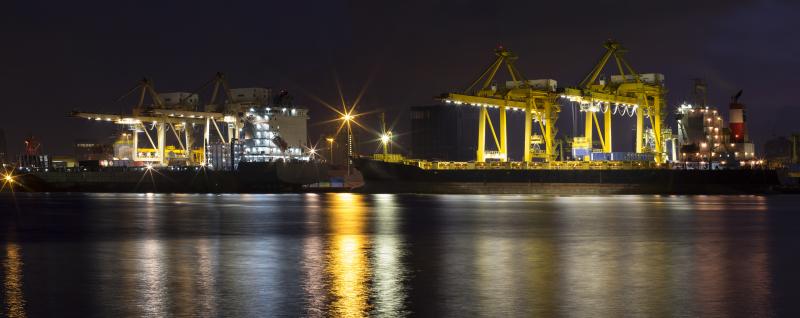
1 0 798 157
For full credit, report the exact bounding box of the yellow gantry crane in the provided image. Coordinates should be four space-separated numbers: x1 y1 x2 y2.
440 47 559 162
562 40 667 163
72 75 239 166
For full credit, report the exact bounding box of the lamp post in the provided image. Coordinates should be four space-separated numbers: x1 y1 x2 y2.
379 113 392 156
380 133 390 155
326 137 335 165
342 113 354 175
388 131 393 153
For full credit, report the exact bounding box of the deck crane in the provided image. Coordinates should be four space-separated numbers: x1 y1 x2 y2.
562 40 667 163
440 47 560 162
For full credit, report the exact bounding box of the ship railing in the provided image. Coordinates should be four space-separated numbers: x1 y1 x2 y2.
402 159 666 170
372 153 405 163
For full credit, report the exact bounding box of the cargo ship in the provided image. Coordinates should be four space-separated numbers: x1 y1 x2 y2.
4 77 334 193
14 161 327 193
353 157 782 194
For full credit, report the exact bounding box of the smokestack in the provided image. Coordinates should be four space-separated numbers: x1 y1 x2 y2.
729 90 746 143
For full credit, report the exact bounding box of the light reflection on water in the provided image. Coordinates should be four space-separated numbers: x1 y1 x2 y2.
328 193 370 317
3 241 25 318
0 193 795 316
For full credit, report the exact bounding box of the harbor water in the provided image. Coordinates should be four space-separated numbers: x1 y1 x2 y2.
1 193 799 317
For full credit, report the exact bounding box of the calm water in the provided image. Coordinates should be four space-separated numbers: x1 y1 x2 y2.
1 193 800 317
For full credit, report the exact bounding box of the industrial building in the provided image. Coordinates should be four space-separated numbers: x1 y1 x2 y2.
764 135 799 167
410 105 475 161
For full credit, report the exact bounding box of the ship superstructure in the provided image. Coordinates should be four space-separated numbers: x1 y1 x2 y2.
240 106 310 163
675 83 756 168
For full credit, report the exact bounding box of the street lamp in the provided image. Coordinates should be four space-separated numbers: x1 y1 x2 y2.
341 112 354 158
379 112 393 156
326 137 335 164
380 131 392 155
339 110 356 175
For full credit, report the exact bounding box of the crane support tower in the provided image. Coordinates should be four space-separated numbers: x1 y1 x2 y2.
440 47 559 162
562 40 667 163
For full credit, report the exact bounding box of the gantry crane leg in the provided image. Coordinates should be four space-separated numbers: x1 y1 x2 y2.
544 100 554 162
185 126 193 164
157 122 166 166
132 131 139 161
523 106 533 162
203 118 210 165
585 111 594 159
636 108 644 153
653 97 663 163
604 107 612 152
477 107 487 162
499 105 508 162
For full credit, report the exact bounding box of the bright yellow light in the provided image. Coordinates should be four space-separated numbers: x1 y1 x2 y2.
326 137 335 143
380 134 390 144
4 174 13 183
145 164 153 170
342 114 352 122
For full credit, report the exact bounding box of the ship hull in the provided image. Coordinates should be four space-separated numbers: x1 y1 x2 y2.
17 162 328 193
353 158 781 194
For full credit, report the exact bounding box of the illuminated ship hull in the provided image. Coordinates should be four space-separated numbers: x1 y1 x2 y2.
19 161 327 193
353 157 781 194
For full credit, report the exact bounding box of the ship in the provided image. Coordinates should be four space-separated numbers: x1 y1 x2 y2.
5 75 333 193
16 161 327 193
353 157 782 194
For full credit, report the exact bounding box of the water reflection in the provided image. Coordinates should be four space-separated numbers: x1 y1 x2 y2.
327 193 371 317
372 194 407 317
302 195 328 316
196 239 218 316
301 193 408 316
137 239 168 317
0 193 786 316
3 241 25 318
692 196 772 316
